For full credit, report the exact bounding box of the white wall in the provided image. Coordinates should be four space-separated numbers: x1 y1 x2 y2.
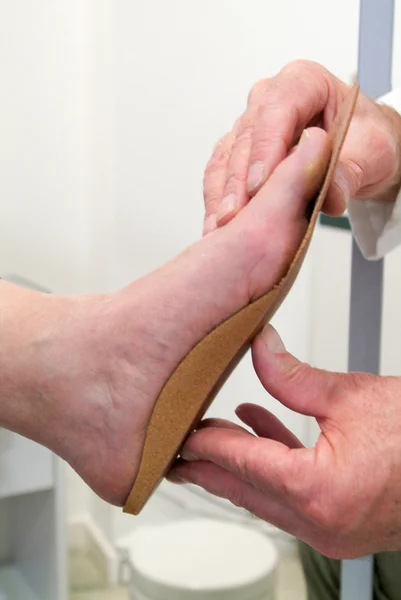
0 0 95 528
0 0 362 543
0 2 90 293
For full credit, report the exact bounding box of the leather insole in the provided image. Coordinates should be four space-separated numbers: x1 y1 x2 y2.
123 83 360 515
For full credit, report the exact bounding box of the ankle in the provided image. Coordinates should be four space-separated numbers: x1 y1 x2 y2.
0 282 110 449
0 281 54 436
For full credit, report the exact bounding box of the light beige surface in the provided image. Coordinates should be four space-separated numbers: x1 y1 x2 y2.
71 589 128 600
70 549 306 600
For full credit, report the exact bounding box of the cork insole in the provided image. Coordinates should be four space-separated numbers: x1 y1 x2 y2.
123 84 360 515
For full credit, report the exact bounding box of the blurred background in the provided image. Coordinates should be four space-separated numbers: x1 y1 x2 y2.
1 1 401 599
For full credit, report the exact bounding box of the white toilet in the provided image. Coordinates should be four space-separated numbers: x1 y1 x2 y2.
116 481 291 599
127 517 278 600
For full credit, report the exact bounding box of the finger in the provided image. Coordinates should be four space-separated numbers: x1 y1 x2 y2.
247 62 337 195
252 325 346 418
215 111 257 227
321 118 367 215
321 160 358 216
285 129 345 219
211 80 271 228
182 422 253 461
235 404 303 448
197 417 254 437
202 132 234 235
322 110 398 214
242 127 330 238
203 118 242 235
321 179 347 216
180 426 312 503
167 459 303 537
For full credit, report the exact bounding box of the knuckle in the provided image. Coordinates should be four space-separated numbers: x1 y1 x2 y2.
212 146 232 167
303 486 357 542
284 362 314 389
202 184 222 211
249 140 270 163
345 159 364 193
229 124 253 157
281 59 322 78
304 496 343 535
203 156 228 184
208 137 232 168
231 450 252 482
304 496 336 530
232 133 252 158
247 79 268 105
202 169 223 205
238 112 255 136
249 118 289 159
277 60 329 106
203 160 219 182
203 190 221 211
224 171 247 192
257 100 297 124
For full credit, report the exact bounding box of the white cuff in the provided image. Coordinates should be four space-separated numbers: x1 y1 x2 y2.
348 198 401 259
347 87 401 260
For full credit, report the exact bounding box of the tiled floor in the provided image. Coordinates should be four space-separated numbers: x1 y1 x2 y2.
70 549 306 600
71 589 128 600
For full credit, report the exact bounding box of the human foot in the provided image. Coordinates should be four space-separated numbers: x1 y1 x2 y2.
1 128 328 506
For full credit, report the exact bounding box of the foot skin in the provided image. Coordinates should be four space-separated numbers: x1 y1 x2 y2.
9 128 328 506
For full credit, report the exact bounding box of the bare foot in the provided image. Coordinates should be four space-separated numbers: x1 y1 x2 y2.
3 128 328 505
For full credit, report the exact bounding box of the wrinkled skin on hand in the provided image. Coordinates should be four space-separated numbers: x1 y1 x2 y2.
203 60 401 234
170 325 401 560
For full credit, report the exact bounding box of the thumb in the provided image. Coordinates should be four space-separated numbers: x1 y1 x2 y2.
252 324 345 418
323 117 368 216
328 113 395 210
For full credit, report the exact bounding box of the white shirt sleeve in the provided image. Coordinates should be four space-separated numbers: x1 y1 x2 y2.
348 87 401 260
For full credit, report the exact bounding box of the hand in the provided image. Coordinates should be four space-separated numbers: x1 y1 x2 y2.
169 324 401 559
203 60 401 234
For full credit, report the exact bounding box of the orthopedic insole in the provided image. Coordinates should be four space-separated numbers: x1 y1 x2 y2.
123 83 360 515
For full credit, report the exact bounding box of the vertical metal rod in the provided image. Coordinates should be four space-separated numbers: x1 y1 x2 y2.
340 1 395 598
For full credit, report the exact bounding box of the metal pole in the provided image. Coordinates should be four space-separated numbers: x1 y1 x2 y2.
340 0 395 598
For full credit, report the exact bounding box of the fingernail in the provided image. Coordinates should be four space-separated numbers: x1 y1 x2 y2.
203 213 217 236
248 161 265 192
297 129 311 150
216 193 238 224
262 324 286 354
167 471 187 484
180 448 199 461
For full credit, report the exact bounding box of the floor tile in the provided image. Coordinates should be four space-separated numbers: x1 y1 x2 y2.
276 550 307 600
69 549 107 592
70 587 129 600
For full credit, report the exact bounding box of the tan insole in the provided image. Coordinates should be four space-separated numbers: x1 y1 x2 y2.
123 83 360 516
